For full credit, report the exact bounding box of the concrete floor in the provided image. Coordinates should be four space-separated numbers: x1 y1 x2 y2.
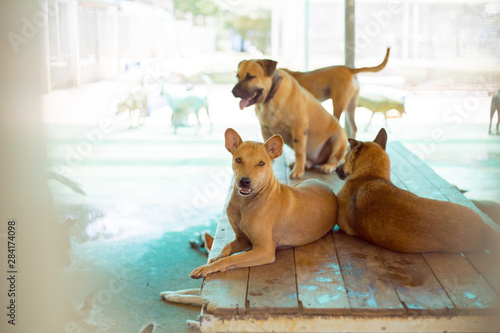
43 69 500 332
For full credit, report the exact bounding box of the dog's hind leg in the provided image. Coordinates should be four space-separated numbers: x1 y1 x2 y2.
320 136 347 174
205 103 213 134
489 105 495 134
186 320 200 330
333 95 356 138
195 111 202 135
346 95 358 138
364 112 375 132
160 291 202 306
496 109 499 135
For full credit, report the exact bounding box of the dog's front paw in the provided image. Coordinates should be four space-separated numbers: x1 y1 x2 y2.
290 168 304 179
190 264 217 279
209 256 223 264
320 164 336 174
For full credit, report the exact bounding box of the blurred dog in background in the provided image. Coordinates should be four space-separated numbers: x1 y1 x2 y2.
489 89 500 135
161 75 213 134
116 87 148 128
358 92 406 131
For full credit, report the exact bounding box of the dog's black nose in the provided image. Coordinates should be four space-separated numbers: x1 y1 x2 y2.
239 177 251 188
335 165 346 180
231 86 238 97
232 83 243 98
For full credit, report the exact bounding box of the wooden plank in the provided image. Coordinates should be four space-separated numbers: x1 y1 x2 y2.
201 314 499 333
206 186 233 262
244 147 298 314
294 231 350 314
389 142 499 233
389 142 500 295
423 253 498 314
378 248 455 314
332 231 405 314
201 186 249 315
386 144 447 201
283 146 345 192
386 143 499 313
464 250 500 293
246 248 299 314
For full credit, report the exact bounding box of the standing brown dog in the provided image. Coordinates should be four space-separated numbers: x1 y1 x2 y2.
190 128 337 278
232 59 347 179
282 48 390 138
334 128 489 253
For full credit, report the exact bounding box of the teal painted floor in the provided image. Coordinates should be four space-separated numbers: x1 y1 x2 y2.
43 73 500 332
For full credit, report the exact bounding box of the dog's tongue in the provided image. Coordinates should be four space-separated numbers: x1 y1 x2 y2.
238 91 259 110
239 97 252 110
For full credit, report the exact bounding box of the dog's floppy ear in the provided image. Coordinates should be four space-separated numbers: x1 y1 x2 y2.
264 134 283 159
257 59 278 77
225 128 243 153
237 60 246 69
373 128 388 150
348 138 363 153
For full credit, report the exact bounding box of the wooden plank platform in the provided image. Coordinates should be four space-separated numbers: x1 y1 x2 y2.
199 142 500 332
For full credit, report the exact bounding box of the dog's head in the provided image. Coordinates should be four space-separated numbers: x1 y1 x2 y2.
225 128 283 197
335 128 390 180
232 59 278 110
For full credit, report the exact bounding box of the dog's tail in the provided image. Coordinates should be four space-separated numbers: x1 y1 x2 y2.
350 47 390 74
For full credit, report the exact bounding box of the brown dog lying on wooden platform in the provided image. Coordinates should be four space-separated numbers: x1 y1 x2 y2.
232 59 347 179
282 48 391 138
190 128 337 278
334 128 489 253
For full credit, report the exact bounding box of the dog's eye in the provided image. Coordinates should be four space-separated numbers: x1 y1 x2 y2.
235 158 242 163
246 73 256 80
258 161 265 166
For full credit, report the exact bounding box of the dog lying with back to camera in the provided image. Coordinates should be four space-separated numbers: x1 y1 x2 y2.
190 128 337 278
232 59 347 179
335 128 494 253
282 48 391 138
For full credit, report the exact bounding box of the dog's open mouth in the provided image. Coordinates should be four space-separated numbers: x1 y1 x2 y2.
238 89 262 110
237 187 254 196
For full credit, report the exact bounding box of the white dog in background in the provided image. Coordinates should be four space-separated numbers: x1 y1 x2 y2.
116 87 148 128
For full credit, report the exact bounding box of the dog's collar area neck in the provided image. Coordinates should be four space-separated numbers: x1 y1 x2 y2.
264 71 283 104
